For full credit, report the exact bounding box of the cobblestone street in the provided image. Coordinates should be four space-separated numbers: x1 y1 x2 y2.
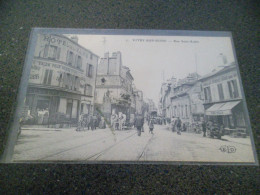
13 124 255 163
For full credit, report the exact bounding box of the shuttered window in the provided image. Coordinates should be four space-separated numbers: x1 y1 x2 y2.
217 83 224 100
43 69 53 85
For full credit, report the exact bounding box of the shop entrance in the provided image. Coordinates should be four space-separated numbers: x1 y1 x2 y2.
66 99 73 119
36 97 50 110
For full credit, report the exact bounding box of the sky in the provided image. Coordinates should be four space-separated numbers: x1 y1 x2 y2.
66 34 235 105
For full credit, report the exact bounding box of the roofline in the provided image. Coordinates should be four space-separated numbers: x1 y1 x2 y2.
199 64 237 81
52 34 99 58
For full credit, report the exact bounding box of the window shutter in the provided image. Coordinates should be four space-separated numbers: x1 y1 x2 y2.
66 50 69 63
227 81 233 98
74 54 77 67
57 47 61 60
43 45 49 58
233 80 239 98
86 64 89 76
43 69 49 84
47 70 53 85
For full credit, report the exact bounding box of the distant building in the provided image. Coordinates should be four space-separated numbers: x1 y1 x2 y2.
145 98 157 117
159 77 177 118
95 52 135 119
25 34 98 125
133 87 144 115
199 63 247 134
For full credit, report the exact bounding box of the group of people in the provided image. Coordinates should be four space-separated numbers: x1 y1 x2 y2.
110 112 127 130
170 116 182 135
135 115 155 136
77 113 106 131
21 108 50 125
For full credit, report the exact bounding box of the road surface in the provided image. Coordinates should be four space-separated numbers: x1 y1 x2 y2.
12 124 255 163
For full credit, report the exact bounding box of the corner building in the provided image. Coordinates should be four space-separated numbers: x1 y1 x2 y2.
26 34 98 124
199 63 247 135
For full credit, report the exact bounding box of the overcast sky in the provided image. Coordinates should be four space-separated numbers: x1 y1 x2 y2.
68 34 235 105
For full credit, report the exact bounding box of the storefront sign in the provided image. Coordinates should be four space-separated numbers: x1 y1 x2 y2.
33 60 84 76
43 35 88 56
206 109 231 116
28 87 81 100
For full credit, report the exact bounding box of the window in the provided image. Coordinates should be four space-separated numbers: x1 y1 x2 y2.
76 56 82 69
43 45 60 60
64 73 70 89
228 80 239 99
185 105 188 118
67 51 74 66
204 86 212 102
86 64 94 77
84 84 93 96
217 83 224 100
43 69 53 85
74 76 80 91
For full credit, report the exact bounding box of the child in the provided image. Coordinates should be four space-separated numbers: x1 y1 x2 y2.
149 118 154 134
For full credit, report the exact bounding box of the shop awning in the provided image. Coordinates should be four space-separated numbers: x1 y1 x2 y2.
205 101 241 116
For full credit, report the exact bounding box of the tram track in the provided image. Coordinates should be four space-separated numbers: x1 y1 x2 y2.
16 129 108 153
85 131 138 161
137 134 154 161
38 134 116 160
39 131 137 161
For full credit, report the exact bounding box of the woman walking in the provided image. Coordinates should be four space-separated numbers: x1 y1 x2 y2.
149 118 154 134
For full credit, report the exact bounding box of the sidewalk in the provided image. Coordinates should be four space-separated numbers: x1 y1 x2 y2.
21 125 75 131
156 124 252 146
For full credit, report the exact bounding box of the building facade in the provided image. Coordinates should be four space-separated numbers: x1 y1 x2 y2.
25 34 98 125
95 52 135 120
170 73 204 126
159 77 177 119
199 63 247 134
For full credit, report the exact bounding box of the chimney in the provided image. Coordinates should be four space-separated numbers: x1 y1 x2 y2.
70 35 78 43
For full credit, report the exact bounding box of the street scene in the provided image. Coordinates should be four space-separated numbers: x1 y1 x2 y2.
13 124 254 162
11 32 256 163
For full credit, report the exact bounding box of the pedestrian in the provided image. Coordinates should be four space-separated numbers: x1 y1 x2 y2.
202 119 207 137
118 112 124 130
111 112 118 130
149 118 154 134
93 115 97 130
183 123 187 132
176 117 182 135
99 117 106 129
87 114 93 130
170 116 176 132
135 115 144 136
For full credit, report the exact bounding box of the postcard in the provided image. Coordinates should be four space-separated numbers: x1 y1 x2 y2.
1 28 258 165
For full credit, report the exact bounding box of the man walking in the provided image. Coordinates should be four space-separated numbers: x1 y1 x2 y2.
202 119 207 137
176 117 182 135
135 115 144 136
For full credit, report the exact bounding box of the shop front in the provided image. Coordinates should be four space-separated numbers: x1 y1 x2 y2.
204 100 247 136
25 86 81 125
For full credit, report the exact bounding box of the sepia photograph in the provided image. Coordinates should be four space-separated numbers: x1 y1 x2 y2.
2 29 258 164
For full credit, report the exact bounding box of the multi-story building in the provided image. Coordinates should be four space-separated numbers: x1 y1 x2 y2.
95 52 134 120
133 87 144 115
25 34 98 125
159 77 177 118
170 73 204 126
199 63 247 134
